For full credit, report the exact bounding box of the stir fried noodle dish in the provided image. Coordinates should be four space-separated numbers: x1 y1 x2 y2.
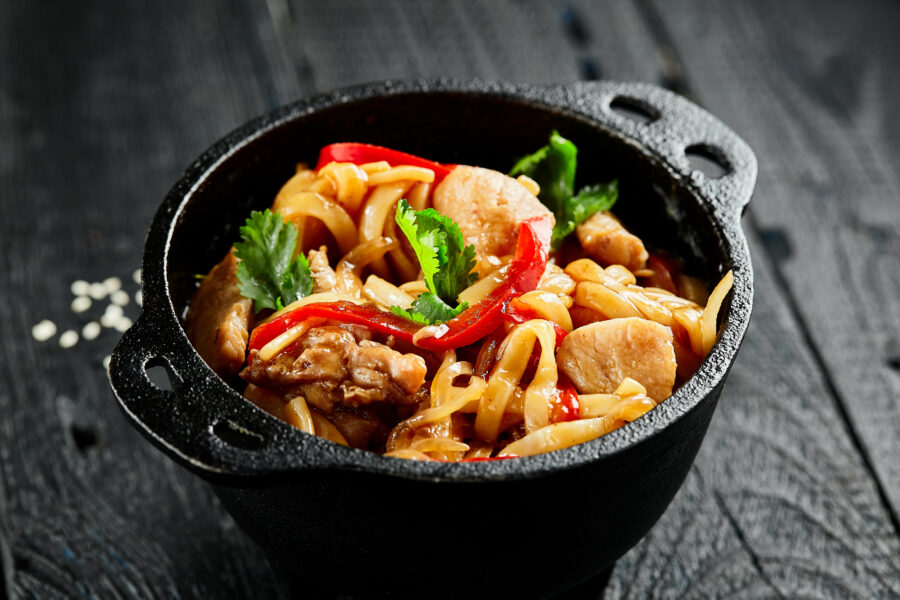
185 134 733 461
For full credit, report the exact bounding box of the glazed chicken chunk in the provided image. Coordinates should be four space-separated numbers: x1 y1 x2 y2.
575 211 648 273
557 317 676 402
433 165 554 263
184 249 252 379
241 326 427 413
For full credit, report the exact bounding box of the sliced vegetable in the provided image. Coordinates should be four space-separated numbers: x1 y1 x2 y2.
510 131 618 249
315 143 455 184
234 209 313 312
248 301 421 352
390 199 477 325
550 374 581 423
248 214 554 354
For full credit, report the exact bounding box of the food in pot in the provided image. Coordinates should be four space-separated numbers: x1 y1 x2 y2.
185 133 733 460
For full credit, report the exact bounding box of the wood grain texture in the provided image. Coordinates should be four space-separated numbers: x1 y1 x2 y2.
2 0 900 598
0 1 295 598
649 0 900 539
607 229 900 598
281 0 584 89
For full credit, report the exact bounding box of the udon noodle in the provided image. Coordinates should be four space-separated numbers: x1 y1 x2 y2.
185 143 733 461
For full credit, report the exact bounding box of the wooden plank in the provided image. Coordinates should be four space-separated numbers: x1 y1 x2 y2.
567 0 663 84
283 0 583 88
646 0 900 547
0 1 298 597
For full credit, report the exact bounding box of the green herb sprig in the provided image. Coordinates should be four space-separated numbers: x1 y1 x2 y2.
390 199 477 324
510 131 618 249
234 209 313 312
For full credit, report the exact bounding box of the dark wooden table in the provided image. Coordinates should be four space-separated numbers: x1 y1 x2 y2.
3 1 900 598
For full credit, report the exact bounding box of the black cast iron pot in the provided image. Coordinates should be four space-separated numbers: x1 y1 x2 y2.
109 80 755 599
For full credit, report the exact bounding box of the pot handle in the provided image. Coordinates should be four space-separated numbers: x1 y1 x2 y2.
562 81 757 219
108 312 319 480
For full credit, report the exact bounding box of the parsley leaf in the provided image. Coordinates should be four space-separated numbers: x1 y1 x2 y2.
391 200 477 324
510 131 618 249
234 209 313 313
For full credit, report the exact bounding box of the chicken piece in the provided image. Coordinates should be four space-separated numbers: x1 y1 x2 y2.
328 406 394 451
575 211 648 272
307 245 337 293
185 249 252 379
243 383 287 420
557 317 676 402
241 326 427 412
433 165 554 262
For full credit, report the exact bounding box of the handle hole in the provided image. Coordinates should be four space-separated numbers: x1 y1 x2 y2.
212 419 265 451
609 96 659 124
685 144 730 179
144 356 180 392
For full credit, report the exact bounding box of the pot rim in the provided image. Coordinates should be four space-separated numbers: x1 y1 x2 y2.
109 78 755 483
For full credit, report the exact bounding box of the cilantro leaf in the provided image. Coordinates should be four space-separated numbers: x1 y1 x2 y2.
550 181 619 248
391 294 468 325
510 131 618 249
390 305 431 325
234 209 313 312
395 200 444 293
390 200 477 325
510 131 577 215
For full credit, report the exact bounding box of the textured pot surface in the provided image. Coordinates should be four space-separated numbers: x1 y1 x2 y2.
109 80 755 598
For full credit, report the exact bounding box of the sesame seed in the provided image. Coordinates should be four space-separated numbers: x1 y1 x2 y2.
71 296 92 313
102 355 111 370
70 280 90 296
88 282 107 300
103 276 122 293
135 290 143 306
82 321 101 340
100 305 124 328
113 317 133 332
59 330 79 348
110 290 130 306
132 269 142 284
32 320 57 341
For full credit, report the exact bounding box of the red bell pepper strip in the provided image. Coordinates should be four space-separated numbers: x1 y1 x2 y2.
248 302 421 352
315 143 456 185
247 214 553 354
549 373 581 424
